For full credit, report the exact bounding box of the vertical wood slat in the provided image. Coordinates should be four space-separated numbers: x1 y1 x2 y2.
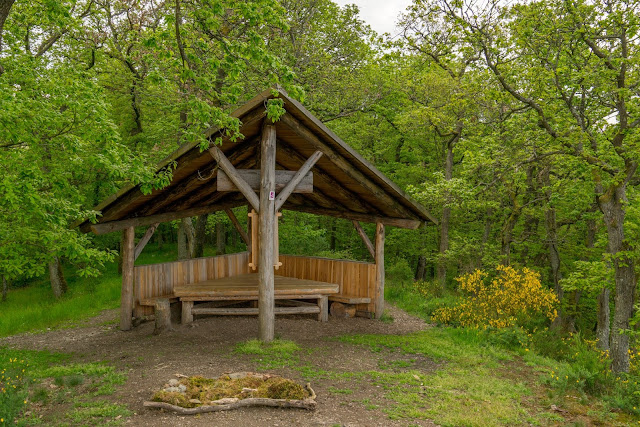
133 252 251 315
278 254 377 314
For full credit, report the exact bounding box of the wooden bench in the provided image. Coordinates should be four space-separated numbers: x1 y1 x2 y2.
174 274 338 324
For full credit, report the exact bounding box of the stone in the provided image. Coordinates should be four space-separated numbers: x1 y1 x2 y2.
178 384 187 393
164 386 181 393
189 399 202 404
168 379 180 387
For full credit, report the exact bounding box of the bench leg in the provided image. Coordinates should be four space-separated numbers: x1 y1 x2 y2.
154 299 172 335
318 296 328 322
181 301 194 324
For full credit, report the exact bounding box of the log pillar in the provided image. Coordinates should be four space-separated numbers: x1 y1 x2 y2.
120 226 135 331
258 122 277 342
374 222 385 319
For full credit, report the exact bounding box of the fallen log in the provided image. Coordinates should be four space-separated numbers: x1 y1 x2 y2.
144 383 317 414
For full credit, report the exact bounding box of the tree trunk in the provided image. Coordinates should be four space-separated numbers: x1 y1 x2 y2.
48 256 67 299
192 214 208 258
541 167 563 329
437 141 454 287
415 255 427 281
0 0 15 75
1 275 7 302
216 221 226 255
178 218 195 260
157 227 164 249
599 183 636 373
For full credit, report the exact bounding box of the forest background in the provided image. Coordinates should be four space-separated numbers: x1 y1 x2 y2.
0 0 639 379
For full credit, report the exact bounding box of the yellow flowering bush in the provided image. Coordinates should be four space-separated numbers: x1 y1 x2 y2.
432 265 558 329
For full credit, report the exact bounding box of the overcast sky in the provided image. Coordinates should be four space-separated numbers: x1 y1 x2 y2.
333 0 413 37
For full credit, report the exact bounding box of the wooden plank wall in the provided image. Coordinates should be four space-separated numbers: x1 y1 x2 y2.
133 252 251 317
278 255 377 314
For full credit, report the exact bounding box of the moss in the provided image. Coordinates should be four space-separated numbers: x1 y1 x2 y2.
152 375 310 408
152 391 196 408
260 377 308 400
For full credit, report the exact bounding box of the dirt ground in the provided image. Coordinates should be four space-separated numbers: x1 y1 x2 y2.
1 305 439 426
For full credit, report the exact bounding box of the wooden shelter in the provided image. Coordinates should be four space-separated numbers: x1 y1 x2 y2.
77 89 436 341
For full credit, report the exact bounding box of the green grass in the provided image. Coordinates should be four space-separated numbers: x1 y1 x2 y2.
0 270 122 338
0 243 230 339
338 329 530 425
234 338 302 370
384 280 458 322
0 347 127 425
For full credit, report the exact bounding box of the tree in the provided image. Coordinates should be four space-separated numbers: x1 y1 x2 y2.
427 0 639 372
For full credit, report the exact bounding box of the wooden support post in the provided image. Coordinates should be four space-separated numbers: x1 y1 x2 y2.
209 146 260 212
182 301 194 324
374 222 385 319
153 299 172 335
318 296 328 322
225 208 250 246
259 122 277 342
134 223 159 261
120 226 135 331
352 220 375 259
274 150 323 211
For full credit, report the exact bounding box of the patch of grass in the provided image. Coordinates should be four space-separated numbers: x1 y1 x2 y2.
0 269 121 338
234 338 301 370
384 280 458 322
68 400 130 425
379 310 394 324
338 329 532 425
0 347 127 425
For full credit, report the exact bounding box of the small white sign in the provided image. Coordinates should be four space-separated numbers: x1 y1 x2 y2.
269 191 275 200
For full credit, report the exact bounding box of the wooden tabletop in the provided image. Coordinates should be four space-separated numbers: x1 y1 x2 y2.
173 273 339 298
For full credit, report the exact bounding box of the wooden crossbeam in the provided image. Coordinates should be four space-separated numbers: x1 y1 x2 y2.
225 208 250 246
217 169 313 193
210 146 260 212
90 199 246 234
281 202 422 229
352 220 375 259
275 150 322 211
134 223 159 260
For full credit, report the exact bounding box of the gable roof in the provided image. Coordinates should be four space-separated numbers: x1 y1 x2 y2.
78 89 436 234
